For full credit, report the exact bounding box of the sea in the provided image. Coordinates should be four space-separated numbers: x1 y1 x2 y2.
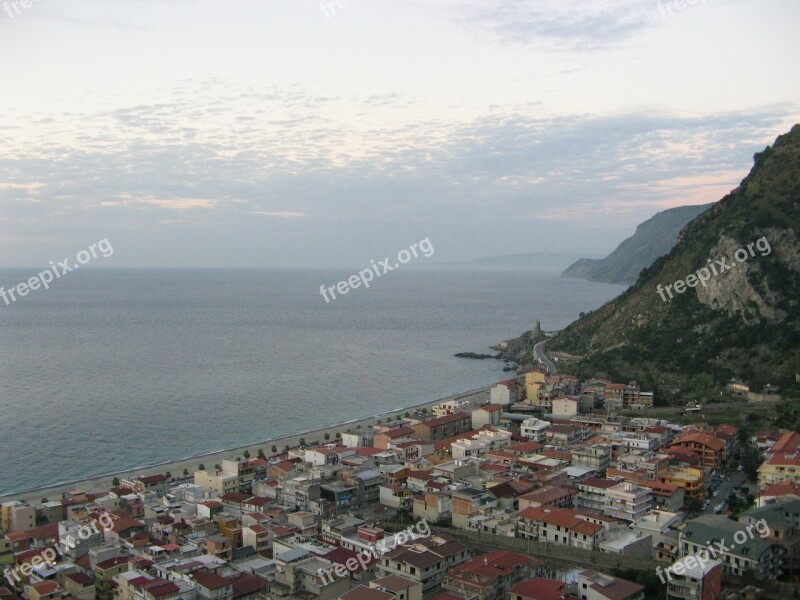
0 268 626 496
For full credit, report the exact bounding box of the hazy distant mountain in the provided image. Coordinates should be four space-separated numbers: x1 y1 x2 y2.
439 252 604 271
562 203 713 284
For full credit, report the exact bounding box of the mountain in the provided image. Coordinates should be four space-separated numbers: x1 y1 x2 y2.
512 125 800 399
431 252 604 271
562 204 713 284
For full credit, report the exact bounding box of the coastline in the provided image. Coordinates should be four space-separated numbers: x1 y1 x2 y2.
1 385 492 504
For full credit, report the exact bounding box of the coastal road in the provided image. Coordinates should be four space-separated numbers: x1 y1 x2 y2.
534 340 557 374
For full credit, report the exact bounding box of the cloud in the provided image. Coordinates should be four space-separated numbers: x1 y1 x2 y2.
440 0 655 51
253 211 307 218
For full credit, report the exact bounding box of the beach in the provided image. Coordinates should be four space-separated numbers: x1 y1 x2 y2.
3 386 491 504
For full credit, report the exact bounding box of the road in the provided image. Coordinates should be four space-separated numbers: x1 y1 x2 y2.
534 340 557 374
702 469 748 513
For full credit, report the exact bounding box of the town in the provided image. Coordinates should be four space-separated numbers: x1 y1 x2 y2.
2 369 798 600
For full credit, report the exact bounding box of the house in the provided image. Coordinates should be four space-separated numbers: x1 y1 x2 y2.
576 571 644 600
375 428 416 451
451 489 498 529
666 434 726 470
442 551 541 600
657 467 704 501
520 419 551 442
664 559 722 600
377 534 469 593
518 486 576 511
342 430 376 448
509 578 578 600
758 452 800 488
472 405 503 429
193 572 234 600
490 381 519 406
552 398 579 418
679 515 784 579
517 507 621 551
369 575 422 600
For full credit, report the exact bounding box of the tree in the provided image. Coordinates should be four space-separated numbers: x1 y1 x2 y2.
112 477 120 487
183 469 189 477
199 464 205 471
283 445 289 454
335 432 341 439
214 464 221 470
165 471 171 479
299 438 306 447
324 433 330 441
271 445 278 455
243 450 251 459
257 449 265 459
404 412 410 418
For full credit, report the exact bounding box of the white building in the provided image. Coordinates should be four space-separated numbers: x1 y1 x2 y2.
490 381 519 406
552 397 579 417
520 418 550 442
605 482 653 523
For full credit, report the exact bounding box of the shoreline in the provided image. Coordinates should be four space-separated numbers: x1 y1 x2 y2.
1 385 492 504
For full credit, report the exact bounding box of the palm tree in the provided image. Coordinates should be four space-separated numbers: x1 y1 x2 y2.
165 471 171 479
271 445 278 455
299 438 306 447
182 469 189 477
243 450 251 459
335 432 341 439
214 464 221 471
324 433 330 441
112 477 120 487
199 464 205 471
257 449 266 459
283 445 289 454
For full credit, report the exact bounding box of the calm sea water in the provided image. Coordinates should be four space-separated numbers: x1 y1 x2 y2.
0 268 625 495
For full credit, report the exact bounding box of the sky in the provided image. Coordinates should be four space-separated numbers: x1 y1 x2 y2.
1 0 798 268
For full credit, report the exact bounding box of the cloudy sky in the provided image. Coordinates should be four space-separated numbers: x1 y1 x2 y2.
1 0 798 268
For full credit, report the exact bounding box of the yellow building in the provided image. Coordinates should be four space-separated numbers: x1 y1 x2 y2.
657 467 704 501
525 371 545 405
758 454 800 488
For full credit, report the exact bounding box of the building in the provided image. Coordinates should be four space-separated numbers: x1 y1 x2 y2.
576 571 644 600
517 507 623 551
604 482 652 523
0 502 36 533
552 398 579 418
412 413 471 443
472 404 504 429
369 575 422 600
509 578 577 600
664 559 723 600
520 419 550 442
679 515 784 580
658 467 704 501
490 381 519 406
576 479 618 514
377 534 469 593
442 551 541 600
666 434 726 470
758 452 800 488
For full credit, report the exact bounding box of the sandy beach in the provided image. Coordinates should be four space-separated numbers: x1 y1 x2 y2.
3 385 491 504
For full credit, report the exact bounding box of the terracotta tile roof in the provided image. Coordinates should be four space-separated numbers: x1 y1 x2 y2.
29 582 59 595
670 433 726 452
509 578 573 600
419 413 470 428
193 573 231 590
